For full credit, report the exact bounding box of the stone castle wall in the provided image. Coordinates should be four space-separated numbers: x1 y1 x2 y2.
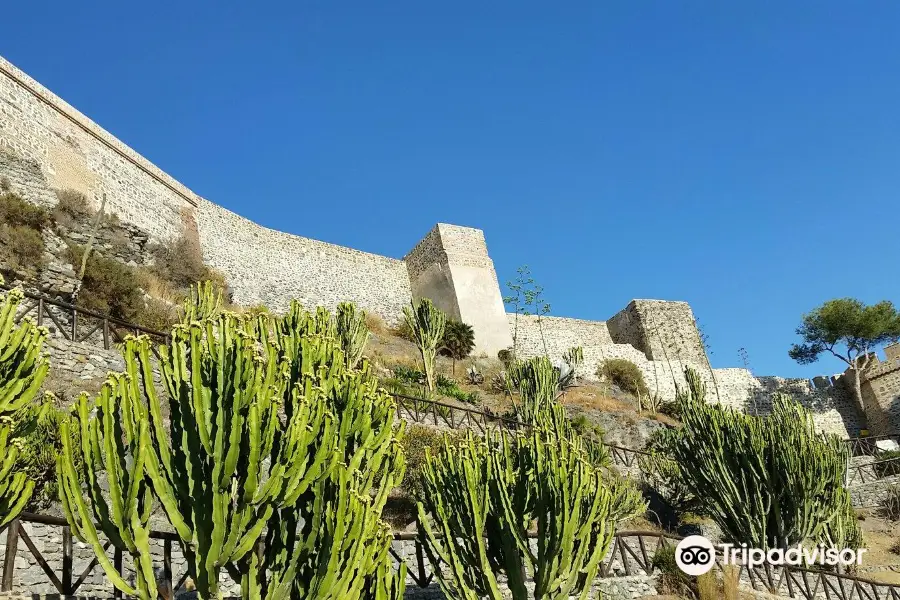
405 224 512 354
0 56 196 243
511 313 862 438
0 53 879 436
196 198 413 321
860 343 900 436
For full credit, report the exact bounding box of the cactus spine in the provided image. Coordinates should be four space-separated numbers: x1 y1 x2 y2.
403 299 446 393
0 284 50 526
335 301 369 369
57 380 156 600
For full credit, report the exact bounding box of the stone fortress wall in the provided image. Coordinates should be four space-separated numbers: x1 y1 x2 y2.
0 53 895 438
510 306 865 438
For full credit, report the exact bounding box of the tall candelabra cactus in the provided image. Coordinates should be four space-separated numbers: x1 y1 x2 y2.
335 301 370 369
654 366 861 550
507 356 559 425
57 380 157 600
417 427 644 600
254 301 407 600
403 298 446 393
180 280 223 323
0 284 50 526
127 314 340 600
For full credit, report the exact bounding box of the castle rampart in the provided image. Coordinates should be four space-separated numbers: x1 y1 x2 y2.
0 53 881 438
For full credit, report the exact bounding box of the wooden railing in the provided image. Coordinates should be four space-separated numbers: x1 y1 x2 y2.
3 283 169 350
847 455 900 486
845 434 900 458
390 391 651 468
4 513 900 599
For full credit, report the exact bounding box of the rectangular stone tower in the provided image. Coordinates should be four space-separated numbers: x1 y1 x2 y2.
607 299 708 367
404 224 513 356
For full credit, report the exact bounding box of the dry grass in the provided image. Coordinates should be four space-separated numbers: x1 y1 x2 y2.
138 268 185 305
559 387 634 412
365 312 389 335
722 565 740 600
642 411 681 427
621 515 662 532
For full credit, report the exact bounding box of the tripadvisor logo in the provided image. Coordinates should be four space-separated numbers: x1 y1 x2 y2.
674 536 867 576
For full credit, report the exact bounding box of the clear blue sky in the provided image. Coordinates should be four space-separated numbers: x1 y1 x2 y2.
3 2 899 378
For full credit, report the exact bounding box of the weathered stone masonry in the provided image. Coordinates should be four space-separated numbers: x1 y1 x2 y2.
0 52 890 436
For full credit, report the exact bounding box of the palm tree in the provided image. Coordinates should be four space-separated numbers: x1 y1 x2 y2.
440 319 475 375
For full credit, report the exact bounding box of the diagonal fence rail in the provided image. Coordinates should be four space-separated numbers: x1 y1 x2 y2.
4 513 900 599
845 434 900 458
389 391 651 469
2 283 169 352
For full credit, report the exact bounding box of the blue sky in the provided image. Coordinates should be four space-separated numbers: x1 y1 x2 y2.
3 2 899 377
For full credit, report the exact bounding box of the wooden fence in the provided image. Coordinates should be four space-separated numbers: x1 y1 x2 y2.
3 283 169 350
846 434 900 458
4 513 900 599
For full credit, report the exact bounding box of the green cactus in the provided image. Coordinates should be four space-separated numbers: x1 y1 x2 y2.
180 280 223 323
335 301 370 369
125 312 339 600
0 284 50 526
57 382 156 600
0 287 50 416
403 299 447 394
417 426 644 600
253 302 406 600
562 346 583 377
0 428 33 527
651 366 862 550
506 356 560 426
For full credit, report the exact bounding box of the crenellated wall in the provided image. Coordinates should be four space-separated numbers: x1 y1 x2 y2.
859 342 900 436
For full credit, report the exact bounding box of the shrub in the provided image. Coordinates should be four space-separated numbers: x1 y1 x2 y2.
597 358 649 398
54 189 93 220
398 425 460 500
0 224 46 272
569 413 605 440
393 365 426 386
435 373 479 404
874 450 900 478
149 232 228 294
0 192 50 229
0 192 49 273
652 545 692 595
136 297 181 332
66 244 144 321
365 312 388 335
882 486 900 521
497 347 514 367
391 317 415 341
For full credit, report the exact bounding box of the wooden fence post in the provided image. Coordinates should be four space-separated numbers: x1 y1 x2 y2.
1 518 21 591
62 525 73 594
113 548 123 600
163 539 173 599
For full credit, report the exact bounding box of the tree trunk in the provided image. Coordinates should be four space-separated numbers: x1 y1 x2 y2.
850 366 867 417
